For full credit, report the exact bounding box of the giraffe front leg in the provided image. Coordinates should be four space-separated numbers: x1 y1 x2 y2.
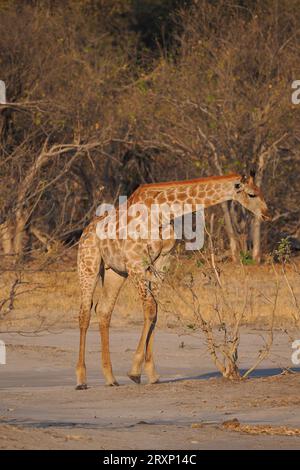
142 253 171 384
76 304 91 390
99 314 119 386
97 269 126 386
127 318 147 384
128 286 160 385
143 305 160 384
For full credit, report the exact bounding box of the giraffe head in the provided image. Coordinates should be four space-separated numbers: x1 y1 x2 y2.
233 170 271 221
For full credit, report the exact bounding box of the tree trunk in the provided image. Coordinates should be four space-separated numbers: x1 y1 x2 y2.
221 202 239 262
251 157 265 263
224 361 241 380
252 216 261 263
250 134 285 262
197 127 240 263
13 209 27 257
0 220 13 254
0 108 14 148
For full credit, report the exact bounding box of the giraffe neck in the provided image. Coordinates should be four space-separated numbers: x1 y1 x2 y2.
159 177 238 211
192 179 236 207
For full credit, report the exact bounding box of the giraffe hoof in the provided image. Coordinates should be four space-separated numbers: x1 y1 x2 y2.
106 381 119 387
128 374 141 384
149 376 160 385
75 383 88 390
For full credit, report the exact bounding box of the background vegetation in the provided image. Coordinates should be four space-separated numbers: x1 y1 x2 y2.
0 0 300 265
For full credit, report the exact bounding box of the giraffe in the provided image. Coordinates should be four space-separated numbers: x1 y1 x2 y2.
75 172 270 389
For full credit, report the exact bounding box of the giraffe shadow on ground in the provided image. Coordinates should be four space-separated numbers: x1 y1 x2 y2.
3 417 194 430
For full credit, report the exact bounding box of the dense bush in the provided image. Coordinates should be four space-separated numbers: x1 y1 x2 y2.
0 0 299 261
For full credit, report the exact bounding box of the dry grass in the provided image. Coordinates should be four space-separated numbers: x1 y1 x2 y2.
0 256 299 332
221 419 300 436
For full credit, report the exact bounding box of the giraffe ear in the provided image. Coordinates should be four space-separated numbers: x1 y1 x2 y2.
235 176 245 191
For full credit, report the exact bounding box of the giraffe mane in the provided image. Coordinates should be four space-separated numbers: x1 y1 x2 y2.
138 173 240 191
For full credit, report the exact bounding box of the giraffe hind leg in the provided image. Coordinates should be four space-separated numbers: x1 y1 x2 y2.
76 231 101 390
76 277 97 389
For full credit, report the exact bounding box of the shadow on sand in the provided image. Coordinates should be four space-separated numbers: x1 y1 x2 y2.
160 367 300 383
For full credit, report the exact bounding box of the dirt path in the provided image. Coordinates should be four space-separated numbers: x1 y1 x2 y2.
0 328 299 449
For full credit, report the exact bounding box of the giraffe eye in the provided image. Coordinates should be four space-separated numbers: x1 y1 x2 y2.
248 193 256 198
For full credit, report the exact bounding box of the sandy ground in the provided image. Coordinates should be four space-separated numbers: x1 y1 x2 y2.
0 327 300 450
